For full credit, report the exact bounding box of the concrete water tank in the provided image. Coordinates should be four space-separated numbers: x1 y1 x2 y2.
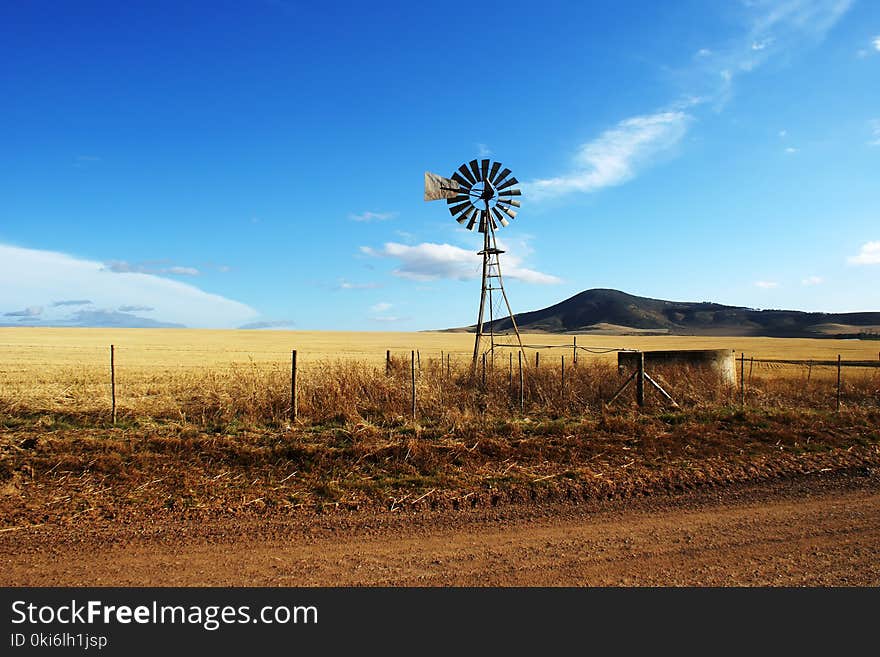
617 349 736 385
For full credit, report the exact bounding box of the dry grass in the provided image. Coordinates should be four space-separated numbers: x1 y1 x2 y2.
1 327 878 428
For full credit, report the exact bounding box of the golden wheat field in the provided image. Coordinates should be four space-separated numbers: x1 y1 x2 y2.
1 327 878 424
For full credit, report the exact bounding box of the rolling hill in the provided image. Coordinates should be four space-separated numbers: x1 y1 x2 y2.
453 289 880 338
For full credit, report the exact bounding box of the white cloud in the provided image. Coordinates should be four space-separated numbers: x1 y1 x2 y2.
348 211 398 222
476 143 492 157
847 241 880 265
370 302 392 313
801 275 823 286
785 147 799 153
524 111 690 201
361 241 561 285
778 130 787 137
695 48 712 57
874 35 880 51
754 280 779 289
0 243 258 328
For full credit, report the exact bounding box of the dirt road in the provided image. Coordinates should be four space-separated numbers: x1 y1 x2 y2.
3 472 878 586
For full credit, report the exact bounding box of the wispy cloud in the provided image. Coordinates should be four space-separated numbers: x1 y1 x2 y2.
104 260 200 276
785 146 799 154
337 279 380 290
370 302 392 313
868 119 880 146
801 275 823 286
361 241 561 284
874 35 880 51
686 0 852 106
118 304 154 312
238 320 295 329
524 111 690 201
348 211 398 222
3 306 42 317
754 280 779 289
476 143 492 157
847 241 880 265
74 155 101 169
1 243 257 328
52 299 91 307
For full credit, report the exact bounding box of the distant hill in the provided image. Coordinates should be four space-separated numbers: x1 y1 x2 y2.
451 289 880 338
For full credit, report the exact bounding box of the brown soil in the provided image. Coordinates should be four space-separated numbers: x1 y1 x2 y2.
3 470 878 586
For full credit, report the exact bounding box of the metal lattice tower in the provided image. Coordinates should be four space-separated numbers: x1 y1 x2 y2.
424 158 526 367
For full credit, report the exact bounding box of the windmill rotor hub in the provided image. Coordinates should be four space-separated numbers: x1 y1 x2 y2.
423 158 521 233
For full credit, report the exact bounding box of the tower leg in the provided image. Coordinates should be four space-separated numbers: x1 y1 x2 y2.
472 224 491 367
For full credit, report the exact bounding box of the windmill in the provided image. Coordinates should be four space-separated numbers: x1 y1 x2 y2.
424 158 526 366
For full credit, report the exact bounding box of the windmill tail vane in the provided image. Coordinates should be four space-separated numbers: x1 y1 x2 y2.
424 158 526 367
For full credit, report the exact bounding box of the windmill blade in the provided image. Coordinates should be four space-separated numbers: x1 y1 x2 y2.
468 159 482 182
489 214 498 231
424 172 460 201
499 188 521 197
496 176 518 191
497 204 517 219
478 210 488 232
493 167 512 185
458 164 476 185
451 172 472 189
498 198 521 208
489 161 501 182
491 207 509 228
466 212 478 231
446 194 471 205
448 201 472 216
456 206 477 225
480 159 490 181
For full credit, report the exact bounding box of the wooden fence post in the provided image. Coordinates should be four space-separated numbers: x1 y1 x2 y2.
740 352 745 409
481 352 487 386
573 336 577 366
518 351 524 414
386 349 391 376
636 351 645 407
561 355 565 402
836 354 841 412
417 350 421 372
290 349 298 422
110 344 116 425
535 352 539 369
411 350 417 420
447 353 450 377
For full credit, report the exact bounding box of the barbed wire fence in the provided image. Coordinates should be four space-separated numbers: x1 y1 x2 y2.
1 340 878 425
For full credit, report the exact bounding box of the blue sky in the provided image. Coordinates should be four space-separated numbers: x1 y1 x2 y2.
1 0 878 330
